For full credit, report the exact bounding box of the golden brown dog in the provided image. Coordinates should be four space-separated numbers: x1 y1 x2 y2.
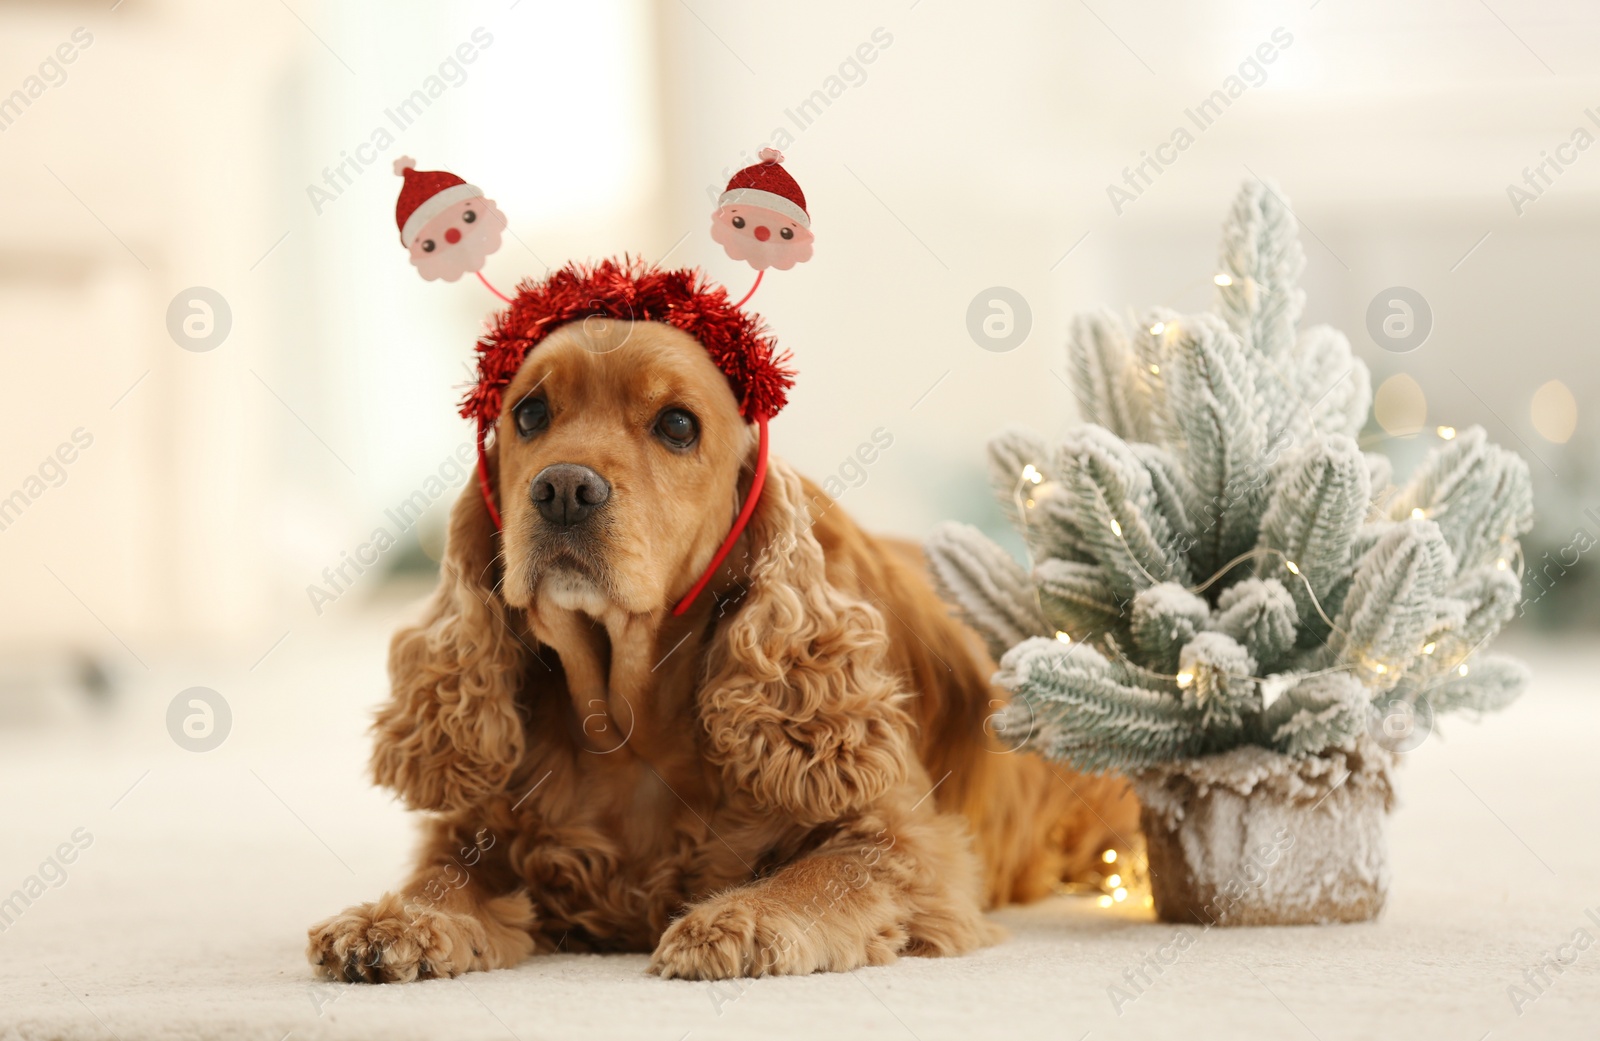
306 319 1136 982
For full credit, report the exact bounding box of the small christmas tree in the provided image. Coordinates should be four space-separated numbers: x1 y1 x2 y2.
928 181 1533 775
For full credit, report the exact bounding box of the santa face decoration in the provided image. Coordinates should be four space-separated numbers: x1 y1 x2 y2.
711 205 813 271
407 197 504 282
393 157 505 282
710 149 814 272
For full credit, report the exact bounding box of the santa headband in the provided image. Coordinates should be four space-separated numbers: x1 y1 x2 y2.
461 257 795 615
401 150 814 615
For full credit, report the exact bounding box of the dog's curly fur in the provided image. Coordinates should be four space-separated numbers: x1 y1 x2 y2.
308 320 1136 983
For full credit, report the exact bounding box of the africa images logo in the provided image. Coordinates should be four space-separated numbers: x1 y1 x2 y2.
1106 27 1294 215
305 444 476 614
0 28 93 134
0 828 93 933
305 28 494 216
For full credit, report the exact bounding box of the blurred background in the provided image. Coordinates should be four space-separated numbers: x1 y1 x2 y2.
3 0 1597 701
2 1 1598 1035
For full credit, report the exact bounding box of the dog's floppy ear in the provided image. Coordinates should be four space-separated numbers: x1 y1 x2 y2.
371 466 526 811
699 458 912 825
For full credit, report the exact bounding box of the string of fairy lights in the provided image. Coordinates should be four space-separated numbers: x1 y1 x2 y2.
1058 845 1153 910
1010 307 1525 699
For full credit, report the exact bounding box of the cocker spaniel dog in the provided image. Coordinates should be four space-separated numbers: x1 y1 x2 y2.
307 263 1135 983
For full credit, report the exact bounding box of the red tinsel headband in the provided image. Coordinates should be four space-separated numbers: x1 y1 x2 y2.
461 257 795 616
460 257 792 427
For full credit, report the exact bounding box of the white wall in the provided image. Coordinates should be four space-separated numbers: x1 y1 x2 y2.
0 0 664 661
1 0 1596 663
655 0 1599 542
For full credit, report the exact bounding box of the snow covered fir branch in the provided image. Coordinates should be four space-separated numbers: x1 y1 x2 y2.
927 181 1533 774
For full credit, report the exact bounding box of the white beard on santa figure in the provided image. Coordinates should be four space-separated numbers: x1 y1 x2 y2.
710 205 814 271
408 200 506 282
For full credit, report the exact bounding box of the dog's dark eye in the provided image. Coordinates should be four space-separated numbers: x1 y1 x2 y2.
421 239 436 253
462 209 477 224
780 227 794 240
655 408 698 448
731 216 745 229
514 398 549 438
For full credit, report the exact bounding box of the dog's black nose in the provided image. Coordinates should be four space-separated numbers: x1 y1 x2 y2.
531 463 610 526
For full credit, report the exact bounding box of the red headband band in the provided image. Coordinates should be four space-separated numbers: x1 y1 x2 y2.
460 257 794 616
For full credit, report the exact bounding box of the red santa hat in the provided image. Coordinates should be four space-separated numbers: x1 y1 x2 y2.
393 156 483 245
717 148 810 229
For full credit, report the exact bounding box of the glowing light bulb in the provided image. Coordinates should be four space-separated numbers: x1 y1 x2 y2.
1102 849 1118 864
1437 426 1457 440
1422 642 1437 656
1214 273 1233 287
1458 664 1470 677
1110 519 1123 536
1055 631 1072 644
1021 464 1042 485
1149 364 1161 375
1098 895 1113 908
1373 663 1388 675
1411 508 1426 520
1496 558 1509 571
1175 671 1195 689
1107 874 1122 888
1113 887 1128 902
1284 561 1301 576
1150 322 1166 336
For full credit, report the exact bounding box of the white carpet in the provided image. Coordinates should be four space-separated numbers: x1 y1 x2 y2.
1 617 1596 1041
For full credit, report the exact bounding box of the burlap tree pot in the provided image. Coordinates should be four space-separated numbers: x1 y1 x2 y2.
1130 737 1396 926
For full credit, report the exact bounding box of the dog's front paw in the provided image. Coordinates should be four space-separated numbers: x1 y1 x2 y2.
650 898 790 980
306 894 488 983
649 894 903 980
